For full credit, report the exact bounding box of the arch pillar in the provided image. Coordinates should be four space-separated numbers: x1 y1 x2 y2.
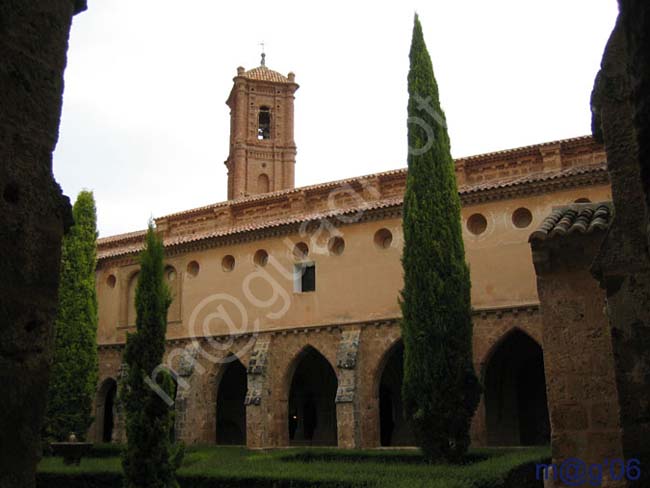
245 336 272 448
532 216 625 482
334 327 362 448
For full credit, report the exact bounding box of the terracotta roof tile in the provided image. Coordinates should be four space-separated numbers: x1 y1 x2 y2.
242 66 290 83
97 136 609 259
461 163 606 195
456 135 594 162
98 197 402 260
97 229 146 245
159 161 607 221
529 202 613 242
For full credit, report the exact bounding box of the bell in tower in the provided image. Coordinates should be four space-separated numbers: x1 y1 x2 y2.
224 54 299 200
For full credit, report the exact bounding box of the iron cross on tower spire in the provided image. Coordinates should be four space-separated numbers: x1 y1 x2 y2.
260 42 266 66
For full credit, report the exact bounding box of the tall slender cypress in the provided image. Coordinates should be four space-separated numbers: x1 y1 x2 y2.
44 190 99 442
400 14 481 462
121 223 182 488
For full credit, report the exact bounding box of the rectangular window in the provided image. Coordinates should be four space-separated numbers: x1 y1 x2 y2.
294 262 316 293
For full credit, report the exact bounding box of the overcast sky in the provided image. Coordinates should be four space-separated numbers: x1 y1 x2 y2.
53 0 619 237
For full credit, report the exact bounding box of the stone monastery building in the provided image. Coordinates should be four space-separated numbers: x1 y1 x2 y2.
91 61 612 449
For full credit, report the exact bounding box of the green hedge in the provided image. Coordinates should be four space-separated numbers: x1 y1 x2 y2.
83 443 124 459
41 443 123 459
38 446 549 488
37 469 542 488
37 472 121 488
282 451 489 465
37 473 367 488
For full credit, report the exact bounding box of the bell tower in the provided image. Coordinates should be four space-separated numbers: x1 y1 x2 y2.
225 55 299 199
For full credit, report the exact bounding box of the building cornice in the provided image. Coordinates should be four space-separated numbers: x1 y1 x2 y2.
96 304 540 350
97 161 608 266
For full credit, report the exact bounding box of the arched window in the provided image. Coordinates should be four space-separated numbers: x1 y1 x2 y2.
258 173 270 194
164 265 181 322
127 272 139 326
258 106 271 140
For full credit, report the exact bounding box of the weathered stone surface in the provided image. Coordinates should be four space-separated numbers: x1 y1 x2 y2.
0 2 83 487
245 336 270 406
591 10 650 485
336 329 361 370
532 223 625 486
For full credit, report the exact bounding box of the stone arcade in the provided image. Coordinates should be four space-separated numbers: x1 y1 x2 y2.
90 62 613 449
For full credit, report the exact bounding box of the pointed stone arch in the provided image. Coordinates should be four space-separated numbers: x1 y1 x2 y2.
95 378 118 443
373 338 414 447
482 328 549 446
284 345 338 446
215 355 247 445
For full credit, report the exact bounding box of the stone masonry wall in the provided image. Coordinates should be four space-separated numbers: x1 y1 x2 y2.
93 308 545 450
0 2 85 487
533 233 625 487
592 13 650 484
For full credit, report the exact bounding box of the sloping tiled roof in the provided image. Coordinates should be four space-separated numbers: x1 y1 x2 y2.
456 135 594 163
97 229 147 245
529 203 613 242
242 66 290 83
462 164 606 195
97 135 609 259
97 197 402 260
155 161 607 221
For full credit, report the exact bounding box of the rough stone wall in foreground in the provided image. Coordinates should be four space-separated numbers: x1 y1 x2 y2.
619 0 650 222
592 11 650 484
0 1 84 487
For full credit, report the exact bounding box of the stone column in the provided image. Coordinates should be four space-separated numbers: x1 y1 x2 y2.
335 328 361 448
112 363 128 444
245 336 271 448
531 217 625 488
173 346 200 444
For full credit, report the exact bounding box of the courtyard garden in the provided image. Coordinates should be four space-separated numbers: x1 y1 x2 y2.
38 445 550 488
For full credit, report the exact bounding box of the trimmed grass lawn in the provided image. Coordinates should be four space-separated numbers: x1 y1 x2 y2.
38 445 550 487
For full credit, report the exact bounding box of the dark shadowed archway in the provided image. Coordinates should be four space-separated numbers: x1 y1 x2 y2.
216 359 247 445
96 378 117 443
288 347 338 446
484 329 550 446
378 340 414 446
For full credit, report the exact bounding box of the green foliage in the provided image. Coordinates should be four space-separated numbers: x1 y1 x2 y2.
44 190 99 442
120 223 183 488
400 14 481 462
38 445 551 488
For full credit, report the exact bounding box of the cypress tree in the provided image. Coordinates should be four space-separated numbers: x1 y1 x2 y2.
121 223 182 488
400 14 481 462
44 190 99 442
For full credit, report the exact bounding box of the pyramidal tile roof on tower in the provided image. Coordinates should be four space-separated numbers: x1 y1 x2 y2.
529 202 613 242
241 65 292 83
